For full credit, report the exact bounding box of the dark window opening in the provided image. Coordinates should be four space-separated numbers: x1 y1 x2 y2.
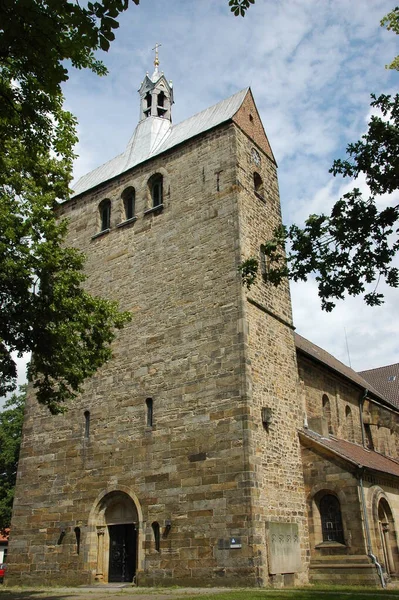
157 92 167 117
158 91 165 107
146 397 153 427
122 188 135 221
152 521 160 552
74 527 81 554
84 410 90 439
320 494 345 544
99 200 111 231
150 175 163 207
145 92 151 108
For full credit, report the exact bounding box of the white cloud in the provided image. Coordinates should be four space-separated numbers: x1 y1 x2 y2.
62 0 398 375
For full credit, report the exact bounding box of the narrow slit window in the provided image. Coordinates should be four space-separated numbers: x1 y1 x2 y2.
74 527 81 554
146 397 153 427
152 521 160 552
84 410 90 439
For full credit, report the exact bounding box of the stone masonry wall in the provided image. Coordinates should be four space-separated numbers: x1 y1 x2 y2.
234 99 310 587
9 123 260 586
298 355 399 458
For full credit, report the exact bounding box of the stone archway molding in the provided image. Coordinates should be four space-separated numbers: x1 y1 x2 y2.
87 485 144 583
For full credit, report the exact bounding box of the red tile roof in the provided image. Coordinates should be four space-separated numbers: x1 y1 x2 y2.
300 429 399 478
294 333 396 410
359 364 399 409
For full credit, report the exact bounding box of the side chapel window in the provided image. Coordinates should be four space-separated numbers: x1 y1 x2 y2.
320 494 345 544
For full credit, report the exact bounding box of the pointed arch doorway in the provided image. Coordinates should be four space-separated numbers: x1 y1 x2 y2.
91 490 140 583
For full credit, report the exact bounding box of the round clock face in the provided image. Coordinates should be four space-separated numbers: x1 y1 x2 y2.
251 148 261 166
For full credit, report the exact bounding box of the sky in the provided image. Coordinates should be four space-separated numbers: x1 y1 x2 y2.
6 0 399 404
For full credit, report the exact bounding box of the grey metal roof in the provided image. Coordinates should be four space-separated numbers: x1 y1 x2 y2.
72 88 249 198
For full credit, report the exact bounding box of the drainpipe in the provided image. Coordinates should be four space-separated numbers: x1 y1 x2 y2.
358 469 386 588
359 389 368 448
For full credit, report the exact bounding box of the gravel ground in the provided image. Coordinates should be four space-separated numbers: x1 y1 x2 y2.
0 586 234 600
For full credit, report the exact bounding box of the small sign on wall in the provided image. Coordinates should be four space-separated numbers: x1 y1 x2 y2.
230 537 242 549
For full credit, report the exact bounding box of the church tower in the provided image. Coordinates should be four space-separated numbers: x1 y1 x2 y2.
7 58 309 588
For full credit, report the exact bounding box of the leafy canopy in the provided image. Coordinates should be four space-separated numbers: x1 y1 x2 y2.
0 387 26 531
0 0 140 413
240 11 399 311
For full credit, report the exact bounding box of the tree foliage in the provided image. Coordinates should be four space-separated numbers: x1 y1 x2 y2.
229 0 255 17
0 387 26 531
0 0 139 413
240 12 399 311
381 7 399 70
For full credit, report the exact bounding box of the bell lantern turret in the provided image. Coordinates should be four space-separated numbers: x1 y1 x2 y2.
139 43 174 122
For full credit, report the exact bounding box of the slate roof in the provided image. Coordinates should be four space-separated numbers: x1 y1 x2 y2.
72 88 249 198
359 364 399 409
300 429 399 479
294 332 395 409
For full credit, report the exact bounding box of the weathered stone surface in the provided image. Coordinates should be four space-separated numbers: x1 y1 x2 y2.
7 87 399 590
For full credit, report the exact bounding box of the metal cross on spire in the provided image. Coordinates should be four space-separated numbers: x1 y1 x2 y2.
152 43 162 68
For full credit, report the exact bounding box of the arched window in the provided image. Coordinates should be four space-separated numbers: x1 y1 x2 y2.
99 199 111 231
345 405 354 442
253 172 264 198
146 397 153 427
84 410 90 439
320 494 344 544
322 394 333 434
152 522 160 552
149 174 163 208
157 91 165 108
122 187 135 221
144 91 152 117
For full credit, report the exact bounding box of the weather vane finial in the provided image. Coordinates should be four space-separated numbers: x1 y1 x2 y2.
152 43 162 68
